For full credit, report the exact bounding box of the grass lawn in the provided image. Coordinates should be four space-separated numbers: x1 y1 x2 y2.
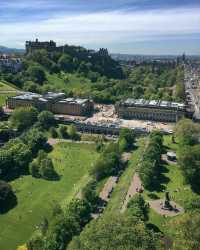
0 142 98 250
47 73 92 96
0 81 17 92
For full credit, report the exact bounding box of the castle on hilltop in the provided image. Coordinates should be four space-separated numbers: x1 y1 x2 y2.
25 39 109 56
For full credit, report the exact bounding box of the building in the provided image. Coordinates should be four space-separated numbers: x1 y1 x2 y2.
26 39 58 54
0 55 22 72
53 98 94 116
115 99 186 122
6 92 94 116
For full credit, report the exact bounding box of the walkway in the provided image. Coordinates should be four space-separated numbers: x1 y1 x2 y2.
121 172 143 213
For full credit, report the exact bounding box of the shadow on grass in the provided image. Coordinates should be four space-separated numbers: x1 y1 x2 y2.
147 193 160 200
146 223 163 234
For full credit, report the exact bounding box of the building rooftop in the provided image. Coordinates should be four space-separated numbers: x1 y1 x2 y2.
120 98 186 110
59 98 89 105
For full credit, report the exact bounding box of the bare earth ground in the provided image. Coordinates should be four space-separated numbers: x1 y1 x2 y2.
121 172 143 212
48 138 95 146
149 199 184 217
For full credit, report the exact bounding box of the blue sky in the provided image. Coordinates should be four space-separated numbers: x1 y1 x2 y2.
0 0 200 55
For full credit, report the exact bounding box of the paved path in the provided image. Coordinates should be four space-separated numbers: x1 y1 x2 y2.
48 138 95 146
121 172 143 213
99 176 118 202
149 199 184 217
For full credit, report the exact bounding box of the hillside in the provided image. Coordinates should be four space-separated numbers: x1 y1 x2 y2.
0 45 24 54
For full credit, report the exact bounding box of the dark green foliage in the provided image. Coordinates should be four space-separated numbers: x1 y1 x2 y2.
58 125 68 139
27 65 46 84
139 132 163 189
119 128 135 151
0 138 32 180
67 125 79 140
178 145 200 190
38 111 55 129
127 194 149 221
21 128 47 155
50 127 58 138
10 106 38 132
0 180 17 213
81 180 98 210
68 215 162 250
176 119 200 191
29 150 58 180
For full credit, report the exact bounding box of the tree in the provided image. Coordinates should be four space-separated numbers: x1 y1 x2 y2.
10 107 38 132
0 180 17 213
67 125 79 140
58 54 73 72
38 111 55 129
119 128 135 150
172 213 200 250
178 145 200 190
50 127 58 138
29 150 58 180
27 65 46 84
58 125 68 139
127 194 149 221
22 128 47 155
175 119 200 146
68 215 161 250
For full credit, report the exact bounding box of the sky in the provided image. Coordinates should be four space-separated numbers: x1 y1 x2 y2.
0 0 200 55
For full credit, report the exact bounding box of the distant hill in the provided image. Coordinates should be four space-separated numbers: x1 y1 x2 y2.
0 45 25 54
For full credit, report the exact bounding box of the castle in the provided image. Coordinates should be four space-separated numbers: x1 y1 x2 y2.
25 39 109 57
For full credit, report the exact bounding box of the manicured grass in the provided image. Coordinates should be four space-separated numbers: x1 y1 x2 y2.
0 81 17 92
0 142 98 250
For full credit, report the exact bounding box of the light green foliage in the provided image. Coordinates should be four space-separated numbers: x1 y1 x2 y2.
10 106 38 131
68 215 162 250
172 213 200 250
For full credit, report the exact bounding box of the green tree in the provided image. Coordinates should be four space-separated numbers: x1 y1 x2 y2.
127 194 149 221
38 111 55 129
10 107 38 132
27 65 46 84
68 215 161 250
0 180 16 213
172 213 200 250
175 119 200 146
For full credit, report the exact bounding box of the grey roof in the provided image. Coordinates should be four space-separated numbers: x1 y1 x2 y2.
58 98 89 105
121 98 186 110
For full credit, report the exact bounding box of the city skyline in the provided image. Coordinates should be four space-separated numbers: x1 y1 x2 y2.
1 0 200 55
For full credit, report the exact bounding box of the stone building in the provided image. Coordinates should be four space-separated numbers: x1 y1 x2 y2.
25 39 58 54
115 99 186 122
52 98 94 116
7 92 94 116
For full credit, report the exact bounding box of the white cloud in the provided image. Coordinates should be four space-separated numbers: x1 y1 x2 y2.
0 7 200 48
